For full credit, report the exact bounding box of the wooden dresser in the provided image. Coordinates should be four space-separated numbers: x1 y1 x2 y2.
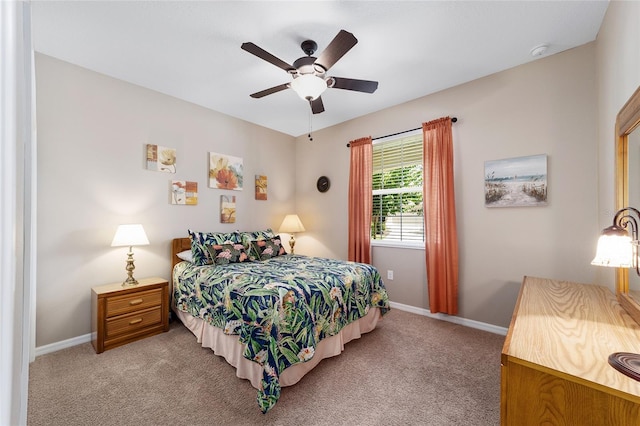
501 276 640 425
91 276 169 353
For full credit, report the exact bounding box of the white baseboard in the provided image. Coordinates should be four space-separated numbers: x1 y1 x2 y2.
34 303 507 358
34 332 92 358
389 301 508 336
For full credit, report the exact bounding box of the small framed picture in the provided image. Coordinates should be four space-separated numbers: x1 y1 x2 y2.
484 154 547 207
171 181 198 205
255 175 267 200
220 195 236 223
146 144 176 173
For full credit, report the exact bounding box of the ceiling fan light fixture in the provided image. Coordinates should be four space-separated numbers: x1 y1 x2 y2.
290 74 327 101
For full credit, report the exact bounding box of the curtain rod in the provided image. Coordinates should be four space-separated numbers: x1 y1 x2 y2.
346 117 458 147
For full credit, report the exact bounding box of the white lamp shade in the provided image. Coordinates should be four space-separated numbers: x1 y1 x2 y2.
591 234 633 268
289 74 327 100
279 214 306 234
111 224 150 247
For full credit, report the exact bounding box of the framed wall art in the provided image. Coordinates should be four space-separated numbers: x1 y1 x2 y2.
146 144 176 173
220 195 236 223
209 152 243 190
255 175 267 200
171 180 198 205
484 154 547 207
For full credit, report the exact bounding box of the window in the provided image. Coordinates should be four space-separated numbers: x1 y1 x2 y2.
371 129 424 246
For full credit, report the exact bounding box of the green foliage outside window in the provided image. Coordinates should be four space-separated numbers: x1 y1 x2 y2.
371 165 423 239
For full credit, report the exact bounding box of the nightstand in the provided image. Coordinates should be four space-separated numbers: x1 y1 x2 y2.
91 276 169 354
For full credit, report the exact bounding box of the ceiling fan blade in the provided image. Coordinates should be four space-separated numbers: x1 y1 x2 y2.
241 42 295 73
250 83 291 99
330 77 378 93
310 97 325 114
314 30 358 72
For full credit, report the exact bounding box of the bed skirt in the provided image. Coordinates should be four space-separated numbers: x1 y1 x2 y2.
174 307 382 389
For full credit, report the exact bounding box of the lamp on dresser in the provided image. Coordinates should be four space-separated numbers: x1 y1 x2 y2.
111 223 149 286
279 214 305 254
591 207 639 272
591 206 640 381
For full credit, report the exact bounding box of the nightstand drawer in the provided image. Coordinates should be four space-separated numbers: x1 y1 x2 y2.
105 306 162 339
105 288 162 317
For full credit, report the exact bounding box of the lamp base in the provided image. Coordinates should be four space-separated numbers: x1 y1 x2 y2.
122 248 139 287
289 235 296 254
122 276 139 287
608 352 640 381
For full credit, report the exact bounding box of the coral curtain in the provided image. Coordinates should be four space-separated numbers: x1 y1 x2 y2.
348 136 373 263
423 117 459 314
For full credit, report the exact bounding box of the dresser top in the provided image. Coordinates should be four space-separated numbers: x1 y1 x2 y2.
503 276 640 399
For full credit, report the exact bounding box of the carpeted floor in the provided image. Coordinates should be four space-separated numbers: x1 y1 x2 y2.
28 309 504 426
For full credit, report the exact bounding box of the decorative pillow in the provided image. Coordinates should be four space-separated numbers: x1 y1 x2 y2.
188 229 240 266
176 250 193 263
206 243 248 265
239 228 275 251
250 235 287 261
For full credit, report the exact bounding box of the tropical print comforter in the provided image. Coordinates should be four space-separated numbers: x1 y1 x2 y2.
173 254 390 413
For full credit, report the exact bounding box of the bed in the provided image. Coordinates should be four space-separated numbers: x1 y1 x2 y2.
170 231 390 413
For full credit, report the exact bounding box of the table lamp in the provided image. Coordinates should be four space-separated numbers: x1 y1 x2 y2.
111 224 149 286
279 214 305 254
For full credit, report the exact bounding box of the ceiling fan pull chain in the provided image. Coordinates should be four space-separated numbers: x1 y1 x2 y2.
308 104 313 141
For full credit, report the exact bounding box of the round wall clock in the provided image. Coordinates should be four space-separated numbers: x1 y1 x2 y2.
316 176 330 193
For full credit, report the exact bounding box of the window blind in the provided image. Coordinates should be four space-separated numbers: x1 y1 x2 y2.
372 130 424 244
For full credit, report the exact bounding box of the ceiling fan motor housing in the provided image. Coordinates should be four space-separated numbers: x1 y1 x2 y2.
301 39 317 56
292 56 325 76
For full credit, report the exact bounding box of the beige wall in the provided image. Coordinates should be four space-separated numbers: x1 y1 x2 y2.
595 0 640 286
35 54 296 346
34 0 640 346
295 43 599 328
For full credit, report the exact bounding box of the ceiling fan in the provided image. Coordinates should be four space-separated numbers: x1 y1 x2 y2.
241 30 378 114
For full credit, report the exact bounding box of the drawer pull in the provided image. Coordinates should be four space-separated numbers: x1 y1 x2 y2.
129 298 144 306
129 318 143 325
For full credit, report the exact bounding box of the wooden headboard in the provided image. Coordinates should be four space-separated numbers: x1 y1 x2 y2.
171 237 191 273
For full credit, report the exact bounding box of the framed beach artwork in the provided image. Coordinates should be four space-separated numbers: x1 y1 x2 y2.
255 175 267 200
146 144 176 173
484 154 547 207
171 180 198 205
220 195 236 223
209 152 243 190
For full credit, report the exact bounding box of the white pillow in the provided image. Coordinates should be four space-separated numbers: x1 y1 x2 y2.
177 250 194 263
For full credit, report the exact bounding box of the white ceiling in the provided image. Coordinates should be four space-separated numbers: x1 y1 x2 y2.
31 1 609 137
